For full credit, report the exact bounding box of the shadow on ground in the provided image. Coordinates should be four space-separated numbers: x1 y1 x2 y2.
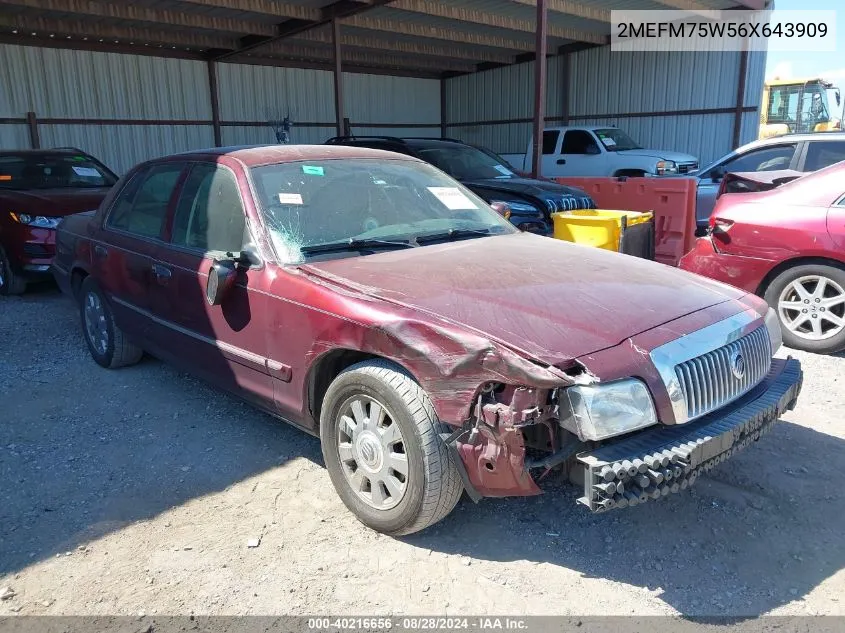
0 289 321 577
406 419 845 617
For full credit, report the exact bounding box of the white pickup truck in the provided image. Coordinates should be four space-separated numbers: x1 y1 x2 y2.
502 126 699 179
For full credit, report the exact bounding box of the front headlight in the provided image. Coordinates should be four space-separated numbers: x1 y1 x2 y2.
9 212 61 229
655 160 678 175
559 378 658 441
489 199 542 218
765 307 782 354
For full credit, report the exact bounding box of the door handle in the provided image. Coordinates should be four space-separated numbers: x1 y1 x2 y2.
150 263 172 285
556 159 566 165
93 244 108 259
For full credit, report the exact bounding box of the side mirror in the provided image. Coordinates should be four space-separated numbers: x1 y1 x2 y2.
585 145 601 155
710 167 724 183
489 201 511 220
206 258 238 306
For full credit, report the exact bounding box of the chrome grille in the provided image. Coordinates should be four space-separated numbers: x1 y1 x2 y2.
678 162 698 174
674 326 772 420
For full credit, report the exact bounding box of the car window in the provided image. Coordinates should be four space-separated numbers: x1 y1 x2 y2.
723 144 797 173
0 153 117 190
542 131 560 154
250 158 515 263
561 130 600 155
171 164 246 253
106 164 183 239
804 141 845 172
416 145 515 180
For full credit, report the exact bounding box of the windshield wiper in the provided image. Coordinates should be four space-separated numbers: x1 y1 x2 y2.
415 227 496 244
299 238 415 255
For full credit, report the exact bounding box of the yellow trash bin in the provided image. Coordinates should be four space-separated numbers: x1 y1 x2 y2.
550 209 655 259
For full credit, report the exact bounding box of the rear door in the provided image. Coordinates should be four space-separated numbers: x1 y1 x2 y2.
538 130 561 176
96 163 184 339
799 139 845 172
153 161 275 409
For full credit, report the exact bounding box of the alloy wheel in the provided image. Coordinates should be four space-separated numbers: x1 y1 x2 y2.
778 275 845 341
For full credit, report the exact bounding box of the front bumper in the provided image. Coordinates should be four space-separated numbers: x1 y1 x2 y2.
573 357 802 512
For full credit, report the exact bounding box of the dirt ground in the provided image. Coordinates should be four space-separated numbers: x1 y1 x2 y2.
1 284 844 617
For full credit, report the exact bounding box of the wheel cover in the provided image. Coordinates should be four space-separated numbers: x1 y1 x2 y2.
336 394 409 511
83 291 109 355
778 275 845 341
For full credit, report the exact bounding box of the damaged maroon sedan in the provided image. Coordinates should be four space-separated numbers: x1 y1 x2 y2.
53 145 803 535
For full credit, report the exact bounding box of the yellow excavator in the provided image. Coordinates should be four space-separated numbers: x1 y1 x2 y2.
759 77 842 139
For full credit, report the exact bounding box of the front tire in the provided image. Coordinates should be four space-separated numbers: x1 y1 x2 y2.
79 278 143 368
0 245 27 296
764 263 845 354
320 360 463 535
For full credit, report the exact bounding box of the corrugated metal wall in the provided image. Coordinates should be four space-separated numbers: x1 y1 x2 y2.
216 66 441 146
445 45 766 166
0 43 441 172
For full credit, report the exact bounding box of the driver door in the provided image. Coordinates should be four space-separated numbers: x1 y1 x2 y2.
152 161 275 409
558 130 604 176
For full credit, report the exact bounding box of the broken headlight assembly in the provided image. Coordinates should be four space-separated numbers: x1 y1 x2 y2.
558 378 658 441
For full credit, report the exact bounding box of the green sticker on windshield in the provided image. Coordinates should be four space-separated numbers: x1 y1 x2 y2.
302 165 324 176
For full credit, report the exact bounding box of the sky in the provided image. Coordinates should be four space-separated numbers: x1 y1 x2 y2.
765 0 844 81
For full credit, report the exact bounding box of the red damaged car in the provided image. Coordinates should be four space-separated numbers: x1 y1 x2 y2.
0 149 117 295
681 161 845 354
53 145 802 534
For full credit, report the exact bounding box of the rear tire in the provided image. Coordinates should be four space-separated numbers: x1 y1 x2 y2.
0 245 27 296
320 359 463 535
79 277 143 368
763 263 845 354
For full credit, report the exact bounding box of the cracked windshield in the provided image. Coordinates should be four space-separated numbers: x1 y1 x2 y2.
250 159 515 262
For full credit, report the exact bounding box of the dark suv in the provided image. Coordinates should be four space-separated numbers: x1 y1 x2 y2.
325 136 595 234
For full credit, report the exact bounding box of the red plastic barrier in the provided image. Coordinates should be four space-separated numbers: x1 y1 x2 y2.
555 177 697 266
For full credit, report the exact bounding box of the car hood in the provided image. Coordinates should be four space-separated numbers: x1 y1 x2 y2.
0 187 110 217
302 232 745 366
461 177 594 212
614 149 698 163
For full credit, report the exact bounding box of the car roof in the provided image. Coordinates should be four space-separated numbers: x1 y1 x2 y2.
735 131 845 154
543 126 618 132
161 144 421 167
0 148 93 158
326 136 469 151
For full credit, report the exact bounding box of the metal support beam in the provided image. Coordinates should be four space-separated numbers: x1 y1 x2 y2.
332 19 344 137
289 29 516 64
440 78 448 138
733 41 749 148
0 0 276 36
26 111 39 149
387 0 607 45
0 14 238 50
531 0 548 179
207 61 222 147
343 15 543 51
212 0 394 61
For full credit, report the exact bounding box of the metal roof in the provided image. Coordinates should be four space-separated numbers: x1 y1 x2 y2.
0 0 764 78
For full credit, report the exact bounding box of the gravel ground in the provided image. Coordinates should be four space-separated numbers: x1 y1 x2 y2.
1 284 844 617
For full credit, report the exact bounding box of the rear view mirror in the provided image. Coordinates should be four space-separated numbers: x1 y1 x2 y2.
490 201 511 220
206 258 238 306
